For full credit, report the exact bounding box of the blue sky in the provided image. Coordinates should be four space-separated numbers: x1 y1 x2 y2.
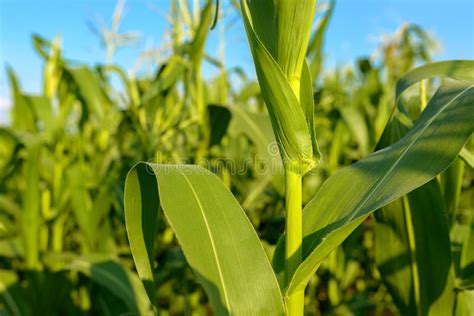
0 0 473 123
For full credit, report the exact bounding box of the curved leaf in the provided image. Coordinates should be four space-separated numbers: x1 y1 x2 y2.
125 163 285 315
372 62 473 315
375 182 456 315
395 60 474 100
273 80 474 294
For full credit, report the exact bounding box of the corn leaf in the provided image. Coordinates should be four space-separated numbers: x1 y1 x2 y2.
373 60 473 314
395 60 474 98
124 163 285 315
273 79 474 294
375 182 456 315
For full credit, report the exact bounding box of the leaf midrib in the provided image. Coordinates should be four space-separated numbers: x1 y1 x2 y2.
178 170 232 311
301 84 473 259
348 85 474 220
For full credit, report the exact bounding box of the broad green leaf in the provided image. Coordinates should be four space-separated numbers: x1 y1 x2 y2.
124 163 285 315
372 60 473 315
374 122 458 315
124 165 159 304
375 183 456 315
273 80 474 294
395 60 474 99
379 60 474 144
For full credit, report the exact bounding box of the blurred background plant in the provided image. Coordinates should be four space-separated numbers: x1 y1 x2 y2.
0 0 472 315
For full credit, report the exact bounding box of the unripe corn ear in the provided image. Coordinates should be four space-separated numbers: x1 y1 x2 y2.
241 0 320 175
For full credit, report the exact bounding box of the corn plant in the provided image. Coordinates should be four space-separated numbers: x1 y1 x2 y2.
0 2 241 314
123 1 474 315
1 0 473 314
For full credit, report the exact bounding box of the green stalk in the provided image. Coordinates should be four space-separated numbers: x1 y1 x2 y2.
284 36 306 316
285 168 304 315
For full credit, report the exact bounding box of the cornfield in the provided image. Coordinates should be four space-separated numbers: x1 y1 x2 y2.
0 1 473 315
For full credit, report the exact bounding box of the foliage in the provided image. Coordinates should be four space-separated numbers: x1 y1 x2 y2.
0 1 473 315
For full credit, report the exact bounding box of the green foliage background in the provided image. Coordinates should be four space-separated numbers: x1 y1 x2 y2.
0 1 473 315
